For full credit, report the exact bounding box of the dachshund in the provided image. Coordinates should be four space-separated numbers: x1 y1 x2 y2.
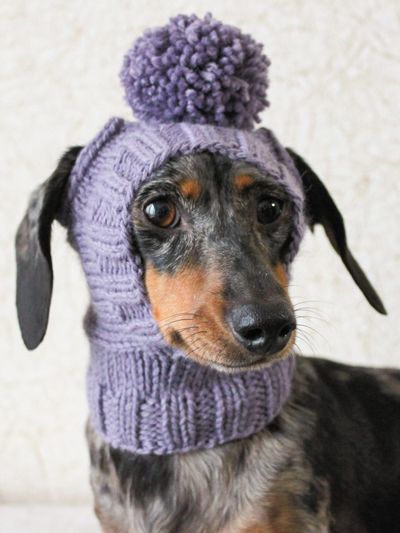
15 145 400 533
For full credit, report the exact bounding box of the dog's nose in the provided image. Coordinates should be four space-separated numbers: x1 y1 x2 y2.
227 302 296 356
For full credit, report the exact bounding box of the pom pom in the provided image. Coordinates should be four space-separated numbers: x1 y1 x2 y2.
120 13 270 130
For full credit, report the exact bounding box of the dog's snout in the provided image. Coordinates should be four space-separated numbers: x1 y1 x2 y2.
227 302 296 356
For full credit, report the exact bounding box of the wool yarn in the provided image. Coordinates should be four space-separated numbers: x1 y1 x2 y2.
120 13 270 129
62 14 305 454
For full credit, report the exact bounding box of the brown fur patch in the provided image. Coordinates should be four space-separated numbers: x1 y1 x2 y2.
144 264 232 366
266 492 304 532
234 174 255 191
178 177 201 200
239 492 305 533
145 265 207 329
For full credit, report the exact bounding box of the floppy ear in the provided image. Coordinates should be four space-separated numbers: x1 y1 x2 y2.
286 148 386 315
15 146 83 350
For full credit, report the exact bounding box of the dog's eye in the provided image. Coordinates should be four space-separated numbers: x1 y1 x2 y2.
144 198 180 228
257 197 283 224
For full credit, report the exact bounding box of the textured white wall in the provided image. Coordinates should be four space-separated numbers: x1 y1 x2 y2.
1 0 399 503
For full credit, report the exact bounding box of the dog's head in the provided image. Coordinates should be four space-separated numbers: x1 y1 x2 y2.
14 14 387 371
15 144 386 371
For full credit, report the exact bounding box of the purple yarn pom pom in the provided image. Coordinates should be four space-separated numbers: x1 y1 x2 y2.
120 13 270 130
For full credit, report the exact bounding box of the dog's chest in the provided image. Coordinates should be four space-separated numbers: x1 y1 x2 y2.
87 412 331 533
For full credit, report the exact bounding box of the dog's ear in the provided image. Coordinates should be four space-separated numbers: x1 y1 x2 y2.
15 146 83 350
286 148 386 315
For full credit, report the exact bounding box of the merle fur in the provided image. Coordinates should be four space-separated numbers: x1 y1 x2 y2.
15 146 397 532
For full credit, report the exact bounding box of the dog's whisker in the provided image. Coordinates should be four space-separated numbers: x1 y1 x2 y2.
183 330 207 344
158 313 200 324
293 341 306 357
295 314 330 327
184 334 209 360
295 330 317 356
159 319 196 330
158 311 213 322
158 318 198 329
293 304 329 325
295 314 326 322
296 322 328 346
163 326 200 339
295 309 325 316
292 302 327 312
186 333 220 363
292 298 333 309
158 315 212 329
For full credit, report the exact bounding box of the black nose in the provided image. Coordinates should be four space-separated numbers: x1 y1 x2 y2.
227 302 296 356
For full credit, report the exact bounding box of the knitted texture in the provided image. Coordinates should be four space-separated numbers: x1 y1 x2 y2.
120 13 270 129
60 15 306 454
62 117 303 454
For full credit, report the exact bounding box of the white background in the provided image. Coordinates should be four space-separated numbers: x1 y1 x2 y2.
1 0 399 508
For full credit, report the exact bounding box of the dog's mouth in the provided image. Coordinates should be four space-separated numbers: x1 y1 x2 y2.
192 342 296 374
162 320 296 374
145 264 296 373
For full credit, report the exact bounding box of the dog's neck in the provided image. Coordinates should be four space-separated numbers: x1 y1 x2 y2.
85 304 295 454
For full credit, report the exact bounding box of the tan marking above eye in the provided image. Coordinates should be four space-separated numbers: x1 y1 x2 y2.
178 178 201 200
234 174 255 191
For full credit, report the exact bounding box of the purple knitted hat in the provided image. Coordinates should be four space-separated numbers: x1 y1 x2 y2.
64 13 305 454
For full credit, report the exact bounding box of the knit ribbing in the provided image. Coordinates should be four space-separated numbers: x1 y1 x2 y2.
87 348 295 454
63 117 303 454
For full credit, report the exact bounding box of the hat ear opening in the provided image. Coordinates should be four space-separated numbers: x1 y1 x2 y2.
286 148 387 315
15 146 82 350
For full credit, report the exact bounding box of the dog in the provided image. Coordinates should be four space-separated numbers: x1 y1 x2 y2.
15 141 400 533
